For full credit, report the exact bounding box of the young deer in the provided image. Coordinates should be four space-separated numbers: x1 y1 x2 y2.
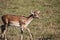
1 10 40 40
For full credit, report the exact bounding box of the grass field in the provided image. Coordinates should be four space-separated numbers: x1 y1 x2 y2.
0 0 60 40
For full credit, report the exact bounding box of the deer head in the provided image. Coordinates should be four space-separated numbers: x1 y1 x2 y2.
31 10 40 19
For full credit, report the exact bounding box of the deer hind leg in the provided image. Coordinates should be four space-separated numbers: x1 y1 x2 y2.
1 24 8 40
26 28 33 40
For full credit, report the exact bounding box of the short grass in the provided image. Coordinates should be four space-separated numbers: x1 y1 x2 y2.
0 0 60 40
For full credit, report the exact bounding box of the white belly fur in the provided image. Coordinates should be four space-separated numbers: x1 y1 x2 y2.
10 21 20 26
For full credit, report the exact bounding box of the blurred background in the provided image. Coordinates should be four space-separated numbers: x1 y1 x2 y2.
0 0 60 40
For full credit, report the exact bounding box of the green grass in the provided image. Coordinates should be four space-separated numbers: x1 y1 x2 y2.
0 0 60 40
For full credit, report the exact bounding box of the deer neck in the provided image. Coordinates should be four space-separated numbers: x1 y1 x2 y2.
27 14 34 21
26 14 33 24
23 14 34 27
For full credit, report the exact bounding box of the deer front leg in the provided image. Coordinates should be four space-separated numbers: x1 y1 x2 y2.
20 28 24 40
26 28 33 40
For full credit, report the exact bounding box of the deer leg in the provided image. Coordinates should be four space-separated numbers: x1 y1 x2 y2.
1 24 8 40
1 25 5 38
4 24 7 40
26 28 33 40
20 28 24 40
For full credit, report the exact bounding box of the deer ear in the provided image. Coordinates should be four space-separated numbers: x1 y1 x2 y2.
31 10 34 15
